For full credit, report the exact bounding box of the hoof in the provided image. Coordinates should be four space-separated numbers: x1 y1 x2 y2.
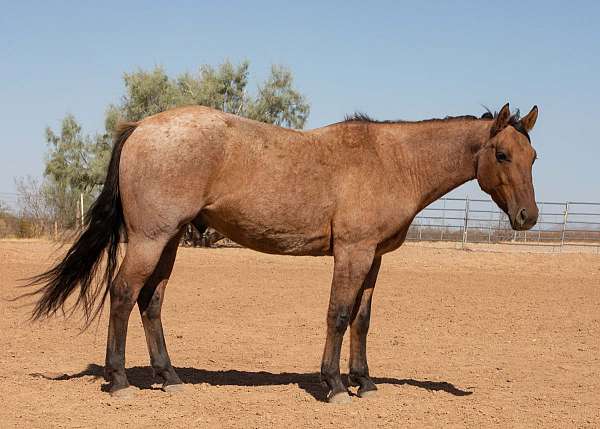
110 385 139 399
162 383 187 394
358 388 378 399
328 391 352 404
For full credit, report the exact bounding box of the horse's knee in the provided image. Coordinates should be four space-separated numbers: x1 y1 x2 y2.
328 306 351 333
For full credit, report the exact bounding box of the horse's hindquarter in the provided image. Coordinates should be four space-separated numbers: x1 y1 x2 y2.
120 107 337 255
119 108 228 236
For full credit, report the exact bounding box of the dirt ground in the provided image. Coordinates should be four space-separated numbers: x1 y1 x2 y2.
1 240 598 428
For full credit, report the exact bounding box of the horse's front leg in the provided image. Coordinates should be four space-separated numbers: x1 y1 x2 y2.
320 244 375 403
348 256 381 398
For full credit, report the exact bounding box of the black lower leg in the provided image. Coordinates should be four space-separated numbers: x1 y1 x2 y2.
348 313 377 395
137 281 182 387
137 233 182 388
321 306 351 396
349 256 381 395
105 280 138 391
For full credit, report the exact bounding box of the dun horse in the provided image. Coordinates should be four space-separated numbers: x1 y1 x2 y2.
27 103 539 403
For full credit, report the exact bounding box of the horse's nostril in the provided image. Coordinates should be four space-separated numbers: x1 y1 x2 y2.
518 208 528 224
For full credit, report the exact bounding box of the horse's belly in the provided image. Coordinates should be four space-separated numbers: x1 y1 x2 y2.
240 231 331 256
200 209 332 256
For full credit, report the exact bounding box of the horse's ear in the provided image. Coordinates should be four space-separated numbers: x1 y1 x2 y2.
520 105 538 132
491 103 511 137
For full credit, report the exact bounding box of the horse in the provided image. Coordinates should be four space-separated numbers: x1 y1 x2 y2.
26 102 539 403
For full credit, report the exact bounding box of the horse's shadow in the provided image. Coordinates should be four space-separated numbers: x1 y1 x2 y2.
31 364 472 402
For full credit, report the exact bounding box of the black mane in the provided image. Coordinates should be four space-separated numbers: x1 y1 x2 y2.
343 108 530 141
343 112 481 124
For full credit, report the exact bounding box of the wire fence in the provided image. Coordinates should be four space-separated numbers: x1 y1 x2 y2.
2 190 600 253
407 197 600 253
0 190 84 238
0 192 19 210
0 192 23 237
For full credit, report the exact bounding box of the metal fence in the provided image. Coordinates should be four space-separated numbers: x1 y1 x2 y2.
3 189 600 253
407 197 600 252
0 192 21 237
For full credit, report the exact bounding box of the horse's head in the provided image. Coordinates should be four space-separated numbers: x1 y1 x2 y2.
476 103 539 231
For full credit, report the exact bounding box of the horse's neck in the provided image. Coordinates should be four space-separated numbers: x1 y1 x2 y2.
383 120 492 210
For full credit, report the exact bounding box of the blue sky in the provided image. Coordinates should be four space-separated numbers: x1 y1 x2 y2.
1 1 598 203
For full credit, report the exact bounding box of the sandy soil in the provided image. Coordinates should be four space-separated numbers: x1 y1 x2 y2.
1 240 599 428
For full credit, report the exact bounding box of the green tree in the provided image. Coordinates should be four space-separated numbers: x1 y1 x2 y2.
116 67 182 122
176 61 251 114
108 60 309 130
43 115 106 227
248 65 310 128
45 115 93 190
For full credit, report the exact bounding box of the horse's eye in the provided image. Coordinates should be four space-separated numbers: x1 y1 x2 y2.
496 151 509 163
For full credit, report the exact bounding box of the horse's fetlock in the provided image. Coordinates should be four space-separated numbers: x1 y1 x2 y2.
320 363 337 380
349 365 369 378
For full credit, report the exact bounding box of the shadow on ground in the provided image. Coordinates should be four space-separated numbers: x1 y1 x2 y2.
30 363 473 401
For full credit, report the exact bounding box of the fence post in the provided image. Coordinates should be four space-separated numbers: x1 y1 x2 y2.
560 202 569 250
497 209 502 241
488 203 492 243
538 202 543 243
462 196 470 248
440 198 446 241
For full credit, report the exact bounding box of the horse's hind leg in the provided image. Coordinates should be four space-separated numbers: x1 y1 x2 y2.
136 231 183 392
348 256 381 398
104 234 173 397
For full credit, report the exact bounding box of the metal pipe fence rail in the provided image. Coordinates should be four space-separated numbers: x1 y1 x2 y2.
2 190 600 253
407 197 600 253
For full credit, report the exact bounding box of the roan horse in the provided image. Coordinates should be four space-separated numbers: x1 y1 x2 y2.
26 102 539 403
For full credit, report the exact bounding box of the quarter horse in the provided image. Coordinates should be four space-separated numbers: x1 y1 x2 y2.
27 103 539 403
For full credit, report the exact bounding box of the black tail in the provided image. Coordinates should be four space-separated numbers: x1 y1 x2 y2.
24 122 138 325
